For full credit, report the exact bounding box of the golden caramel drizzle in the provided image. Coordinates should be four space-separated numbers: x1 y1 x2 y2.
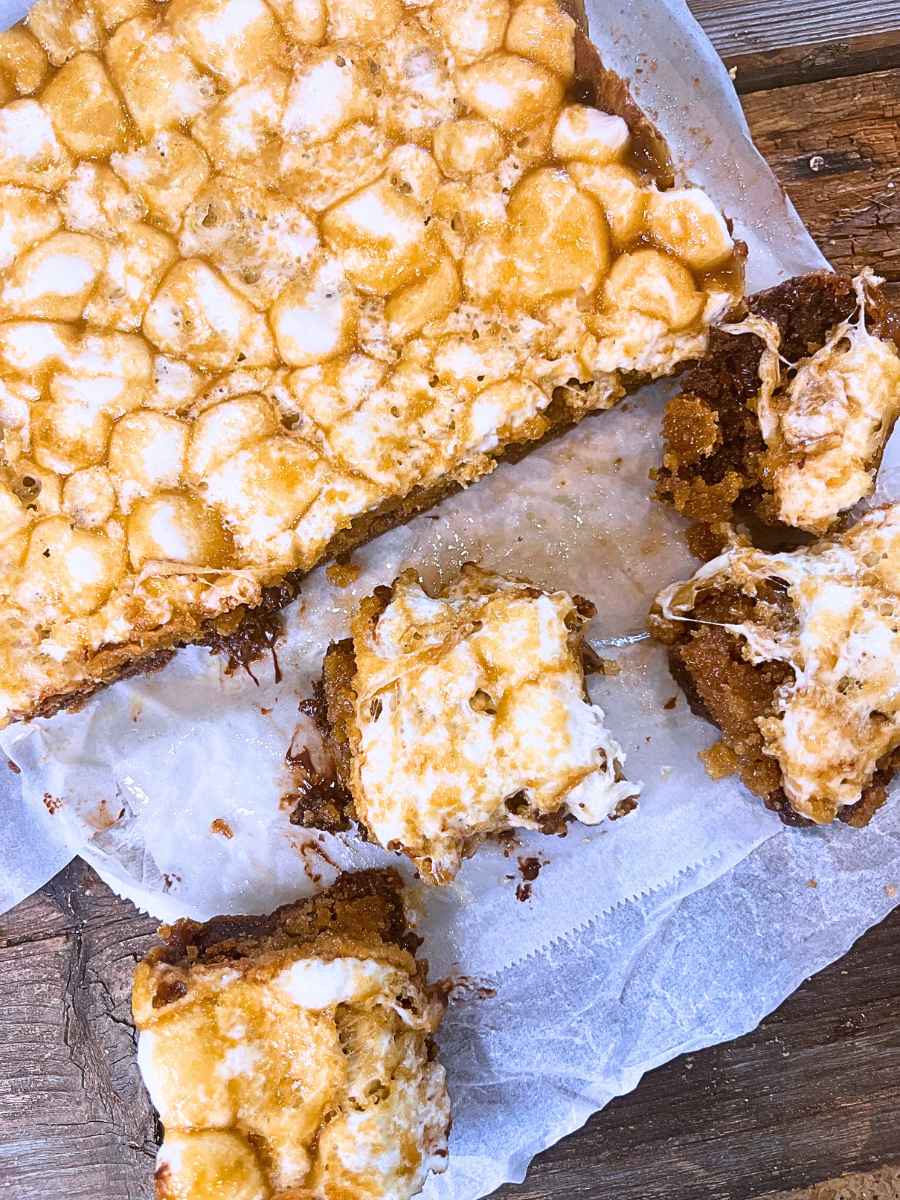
0 0 743 722
134 945 449 1199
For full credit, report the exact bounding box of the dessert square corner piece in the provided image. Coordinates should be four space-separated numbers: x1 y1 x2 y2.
132 869 450 1200
650 503 900 828
0 0 746 728
654 269 900 536
317 565 641 883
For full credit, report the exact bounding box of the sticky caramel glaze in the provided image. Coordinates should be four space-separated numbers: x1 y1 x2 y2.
655 271 900 533
0 0 745 724
317 566 640 883
133 869 450 1200
652 505 900 827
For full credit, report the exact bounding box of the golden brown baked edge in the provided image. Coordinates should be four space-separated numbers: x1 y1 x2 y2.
18 6 742 724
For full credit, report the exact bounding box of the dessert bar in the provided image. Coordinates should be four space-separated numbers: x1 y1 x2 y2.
655 270 900 536
133 868 450 1199
315 565 640 882
650 504 900 827
0 0 744 724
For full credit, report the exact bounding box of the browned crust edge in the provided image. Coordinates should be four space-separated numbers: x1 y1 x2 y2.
16 8 745 725
143 867 420 974
21 379 665 722
654 271 900 532
311 636 363 827
562 0 674 188
654 601 894 830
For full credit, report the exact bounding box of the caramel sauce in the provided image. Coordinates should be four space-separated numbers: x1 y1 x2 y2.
0 0 744 724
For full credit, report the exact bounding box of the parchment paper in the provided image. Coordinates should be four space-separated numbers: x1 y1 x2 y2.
2 1 897 1195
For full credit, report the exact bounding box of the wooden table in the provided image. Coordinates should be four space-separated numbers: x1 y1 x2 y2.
2 3 900 1198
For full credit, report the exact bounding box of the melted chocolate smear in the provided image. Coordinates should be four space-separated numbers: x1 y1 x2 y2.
581 642 605 675
204 580 299 684
518 856 542 883
292 827 343 884
312 837 339 871
298 685 328 730
285 744 353 833
573 593 597 622
763 790 814 828
504 791 529 816
515 855 545 902
609 796 639 821
493 829 520 858
538 809 570 837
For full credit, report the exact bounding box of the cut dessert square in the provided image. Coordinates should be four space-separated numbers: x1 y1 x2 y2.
0 0 745 725
132 868 450 1200
650 504 900 827
654 270 900 536
312 565 641 883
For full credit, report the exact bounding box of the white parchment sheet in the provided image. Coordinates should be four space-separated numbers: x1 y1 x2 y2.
2 1 898 1195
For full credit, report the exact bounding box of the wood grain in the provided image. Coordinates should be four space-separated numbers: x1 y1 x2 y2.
688 0 900 58
0 864 158 1200
497 903 900 1200
3 862 900 1200
743 70 900 293
2 13 900 1200
726 31 900 96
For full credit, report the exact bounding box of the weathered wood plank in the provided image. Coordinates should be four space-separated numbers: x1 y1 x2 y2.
1 22 899 1200
687 0 900 58
0 862 158 1200
742 69 900 291
726 31 900 96
3 863 900 1200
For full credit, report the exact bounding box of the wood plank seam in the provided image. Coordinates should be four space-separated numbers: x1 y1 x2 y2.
725 31 900 95
689 0 900 58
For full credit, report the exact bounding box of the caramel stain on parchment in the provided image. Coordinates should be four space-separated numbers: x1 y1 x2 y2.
325 557 362 588
291 837 340 885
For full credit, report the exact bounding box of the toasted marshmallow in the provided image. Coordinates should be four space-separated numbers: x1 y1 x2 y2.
657 504 900 824
552 105 630 164
41 52 127 158
0 99 71 191
732 271 900 534
341 567 641 882
429 0 508 67
0 0 742 724
457 52 564 132
646 187 734 272
604 249 704 330
133 878 450 1200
